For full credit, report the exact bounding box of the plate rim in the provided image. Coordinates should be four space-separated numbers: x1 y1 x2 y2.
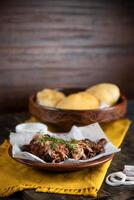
8 145 113 171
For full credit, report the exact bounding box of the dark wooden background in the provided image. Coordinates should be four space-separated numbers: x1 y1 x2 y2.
0 0 134 114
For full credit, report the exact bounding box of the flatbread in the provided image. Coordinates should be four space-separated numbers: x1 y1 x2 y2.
56 92 99 110
86 83 120 106
37 89 65 107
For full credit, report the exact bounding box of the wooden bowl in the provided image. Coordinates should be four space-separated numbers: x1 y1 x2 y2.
8 146 113 172
29 88 127 132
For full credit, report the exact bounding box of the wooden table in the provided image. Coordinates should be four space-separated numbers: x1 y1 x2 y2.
0 101 134 200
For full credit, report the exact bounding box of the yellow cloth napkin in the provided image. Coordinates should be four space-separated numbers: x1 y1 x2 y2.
0 118 131 197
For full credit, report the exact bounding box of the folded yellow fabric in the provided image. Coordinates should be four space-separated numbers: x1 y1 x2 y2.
0 118 131 197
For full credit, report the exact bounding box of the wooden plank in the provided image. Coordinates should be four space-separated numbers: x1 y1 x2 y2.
0 0 134 47
0 20 134 47
0 65 133 113
0 47 134 70
0 0 134 113
0 66 133 89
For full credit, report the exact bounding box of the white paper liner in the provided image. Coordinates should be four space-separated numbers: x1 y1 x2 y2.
10 122 120 164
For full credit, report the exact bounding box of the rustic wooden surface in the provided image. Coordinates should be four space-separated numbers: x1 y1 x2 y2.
0 0 134 113
0 100 134 200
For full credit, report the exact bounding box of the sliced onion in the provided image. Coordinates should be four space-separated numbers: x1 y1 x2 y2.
126 176 134 181
106 172 126 186
123 180 134 185
124 165 134 172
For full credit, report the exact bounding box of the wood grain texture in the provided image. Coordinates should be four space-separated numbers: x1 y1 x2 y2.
29 92 127 131
0 0 134 113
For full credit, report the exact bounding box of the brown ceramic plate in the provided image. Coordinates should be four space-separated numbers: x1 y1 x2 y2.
9 146 113 172
29 88 127 132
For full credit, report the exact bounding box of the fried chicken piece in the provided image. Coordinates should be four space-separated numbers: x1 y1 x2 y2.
22 134 69 163
22 135 107 163
68 138 107 160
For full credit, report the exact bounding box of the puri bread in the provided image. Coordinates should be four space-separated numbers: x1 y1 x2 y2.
56 92 99 110
86 83 120 106
37 89 66 107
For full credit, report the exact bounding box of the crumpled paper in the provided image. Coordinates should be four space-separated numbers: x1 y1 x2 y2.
10 123 120 164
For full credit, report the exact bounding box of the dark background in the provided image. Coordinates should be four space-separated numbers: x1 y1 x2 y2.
0 0 134 114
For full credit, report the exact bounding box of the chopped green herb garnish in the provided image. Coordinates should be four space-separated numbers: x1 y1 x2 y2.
68 143 77 153
70 139 77 143
37 135 66 145
50 143 57 150
37 135 79 153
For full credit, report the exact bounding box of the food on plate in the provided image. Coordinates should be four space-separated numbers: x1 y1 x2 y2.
36 89 65 107
22 134 107 163
56 92 99 110
86 83 120 106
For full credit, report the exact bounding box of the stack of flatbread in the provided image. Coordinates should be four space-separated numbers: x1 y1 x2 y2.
36 83 120 110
